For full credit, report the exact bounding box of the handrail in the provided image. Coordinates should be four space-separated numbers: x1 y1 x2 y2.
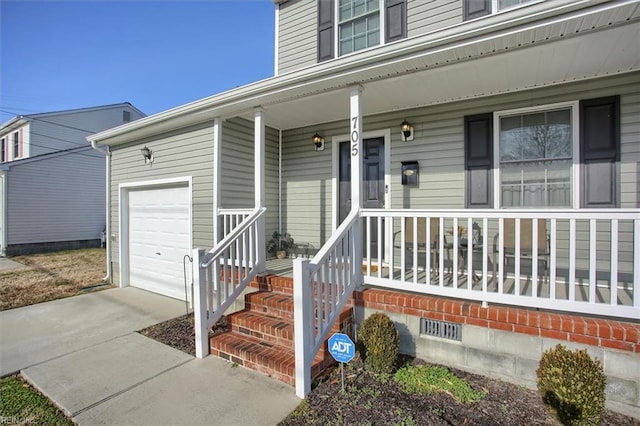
193 206 267 358
202 207 266 268
294 208 362 398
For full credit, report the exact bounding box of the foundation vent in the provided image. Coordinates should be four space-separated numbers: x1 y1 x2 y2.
421 318 462 341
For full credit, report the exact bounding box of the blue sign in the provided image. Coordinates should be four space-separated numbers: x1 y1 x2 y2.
328 333 355 363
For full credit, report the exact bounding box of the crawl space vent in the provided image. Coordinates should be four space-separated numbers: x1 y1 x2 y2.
421 318 462 341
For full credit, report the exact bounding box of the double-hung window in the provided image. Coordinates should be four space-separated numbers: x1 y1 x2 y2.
463 0 539 21
0 137 6 162
12 132 20 159
318 0 406 62
497 104 576 208
338 0 380 56
464 96 620 209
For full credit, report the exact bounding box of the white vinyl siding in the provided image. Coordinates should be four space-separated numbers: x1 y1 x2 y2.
5 148 105 245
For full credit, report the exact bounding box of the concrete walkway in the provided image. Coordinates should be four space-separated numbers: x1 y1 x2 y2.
0 257 27 272
0 287 300 425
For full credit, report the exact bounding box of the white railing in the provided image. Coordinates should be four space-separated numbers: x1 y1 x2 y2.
360 209 640 320
219 208 253 236
293 209 362 398
193 207 266 358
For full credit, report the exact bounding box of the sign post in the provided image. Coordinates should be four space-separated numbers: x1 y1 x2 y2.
328 333 356 393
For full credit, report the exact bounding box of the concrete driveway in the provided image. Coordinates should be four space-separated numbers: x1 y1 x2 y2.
0 287 300 425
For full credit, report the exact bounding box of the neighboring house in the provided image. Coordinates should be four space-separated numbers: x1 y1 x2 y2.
0 103 145 256
88 0 640 416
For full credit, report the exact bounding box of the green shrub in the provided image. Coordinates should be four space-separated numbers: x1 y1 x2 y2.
536 344 606 426
394 364 485 403
357 312 399 374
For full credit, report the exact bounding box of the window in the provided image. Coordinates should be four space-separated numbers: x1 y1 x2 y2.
498 106 574 207
0 138 5 162
12 132 20 159
123 110 131 122
463 0 539 21
338 0 380 56
464 96 619 209
318 0 406 62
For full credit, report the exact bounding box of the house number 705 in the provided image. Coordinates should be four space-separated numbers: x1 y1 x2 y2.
351 116 359 157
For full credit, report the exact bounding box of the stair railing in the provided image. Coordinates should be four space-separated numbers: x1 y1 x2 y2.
192 207 267 358
293 208 363 398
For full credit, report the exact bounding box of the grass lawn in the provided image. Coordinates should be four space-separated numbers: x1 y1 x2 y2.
0 248 110 311
0 375 73 425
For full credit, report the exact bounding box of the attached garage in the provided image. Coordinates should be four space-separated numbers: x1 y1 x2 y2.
120 179 191 301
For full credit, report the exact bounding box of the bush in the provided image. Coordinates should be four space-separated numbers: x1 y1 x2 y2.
357 312 400 374
536 344 606 426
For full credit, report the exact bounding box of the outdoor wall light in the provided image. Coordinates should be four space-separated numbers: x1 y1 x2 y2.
400 120 414 142
312 133 325 151
141 146 153 163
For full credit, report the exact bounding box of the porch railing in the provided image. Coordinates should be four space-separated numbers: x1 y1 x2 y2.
218 208 253 236
193 207 266 358
293 209 362 398
360 209 640 320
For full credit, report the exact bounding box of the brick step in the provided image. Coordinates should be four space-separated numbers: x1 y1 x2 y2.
251 275 294 295
209 331 333 386
229 311 294 349
245 291 294 320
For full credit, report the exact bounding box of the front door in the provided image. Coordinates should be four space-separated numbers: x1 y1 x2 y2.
339 137 385 256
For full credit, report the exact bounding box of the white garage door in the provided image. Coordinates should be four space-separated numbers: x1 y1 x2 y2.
128 185 190 300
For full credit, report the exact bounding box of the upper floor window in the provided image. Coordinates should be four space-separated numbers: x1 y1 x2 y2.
0 138 6 162
463 0 538 21
123 110 131 122
318 0 406 62
12 132 20 158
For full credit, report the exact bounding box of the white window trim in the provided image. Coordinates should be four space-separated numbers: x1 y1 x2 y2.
492 0 544 14
334 0 385 59
492 100 580 209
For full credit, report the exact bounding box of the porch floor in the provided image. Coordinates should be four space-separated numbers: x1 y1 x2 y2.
263 259 634 307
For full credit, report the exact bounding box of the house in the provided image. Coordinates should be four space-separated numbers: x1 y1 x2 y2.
0 103 145 256
87 0 640 417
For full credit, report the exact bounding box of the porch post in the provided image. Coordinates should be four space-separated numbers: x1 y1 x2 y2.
349 86 363 211
212 118 221 244
255 108 266 272
350 86 364 280
193 248 209 359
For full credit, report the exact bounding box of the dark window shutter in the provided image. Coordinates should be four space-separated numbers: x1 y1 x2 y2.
318 0 335 62
385 0 407 43
580 96 620 207
465 113 493 208
463 0 491 21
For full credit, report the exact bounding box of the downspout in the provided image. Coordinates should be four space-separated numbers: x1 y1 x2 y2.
91 140 111 283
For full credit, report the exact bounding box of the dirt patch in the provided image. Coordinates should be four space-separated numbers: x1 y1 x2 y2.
0 248 110 311
142 314 639 425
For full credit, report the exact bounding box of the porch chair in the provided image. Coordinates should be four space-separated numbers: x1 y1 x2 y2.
492 219 550 285
394 217 448 276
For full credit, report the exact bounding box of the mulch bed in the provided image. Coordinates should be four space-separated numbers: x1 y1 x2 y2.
139 314 639 425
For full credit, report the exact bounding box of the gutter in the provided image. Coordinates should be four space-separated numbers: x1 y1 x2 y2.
90 140 112 282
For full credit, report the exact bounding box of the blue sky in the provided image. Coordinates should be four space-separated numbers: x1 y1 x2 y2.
0 0 276 123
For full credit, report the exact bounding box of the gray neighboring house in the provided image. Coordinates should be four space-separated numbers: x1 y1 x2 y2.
0 103 145 256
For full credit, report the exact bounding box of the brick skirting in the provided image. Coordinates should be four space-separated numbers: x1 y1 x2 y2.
354 288 639 353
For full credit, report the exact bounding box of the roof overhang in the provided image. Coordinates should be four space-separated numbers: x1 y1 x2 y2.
88 0 640 146
0 116 30 135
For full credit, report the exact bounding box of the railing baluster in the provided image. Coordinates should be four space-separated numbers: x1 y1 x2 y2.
467 217 472 290
589 219 597 304
438 218 444 287
498 218 504 295
453 217 458 289
550 219 557 300
634 219 640 309
377 216 383 279
569 219 576 302
482 217 488 294
610 219 618 306
426 217 431 286
400 217 406 282
514 218 521 296
532 219 539 299
413 216 418 285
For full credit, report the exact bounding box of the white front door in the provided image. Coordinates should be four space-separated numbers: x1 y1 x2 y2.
127 185 190 300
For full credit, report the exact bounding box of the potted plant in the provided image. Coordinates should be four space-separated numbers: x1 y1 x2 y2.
267 231 294 259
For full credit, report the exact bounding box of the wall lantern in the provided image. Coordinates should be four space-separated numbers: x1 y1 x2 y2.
140 146 153 163
312 133 325 151
400 120 414 142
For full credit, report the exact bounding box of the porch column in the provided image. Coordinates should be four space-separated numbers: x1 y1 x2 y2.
212 118 221 243
255 108 266 272
349 86 363 211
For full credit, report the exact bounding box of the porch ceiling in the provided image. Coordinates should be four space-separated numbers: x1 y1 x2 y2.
253 20 640 130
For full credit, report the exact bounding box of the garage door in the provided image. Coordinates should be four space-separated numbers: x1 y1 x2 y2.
128 185 190 300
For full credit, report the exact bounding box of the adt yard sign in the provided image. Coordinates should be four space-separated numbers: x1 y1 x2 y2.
328 333 355 363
